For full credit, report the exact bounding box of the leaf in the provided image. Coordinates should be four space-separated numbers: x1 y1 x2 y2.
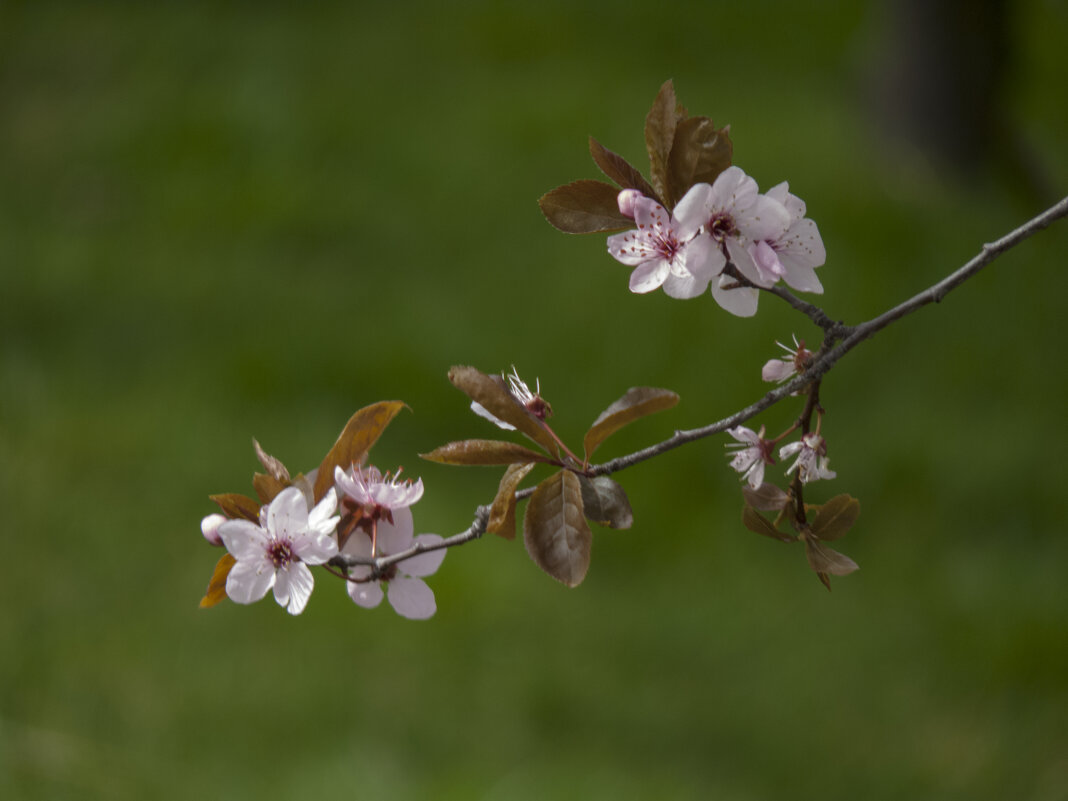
741 483 790 512
578 475 633 529
742 506 796 543
538 180 632 234
448 366 560 458
803 532 859 577
588 136 658 200
210 492 260 522
666 116 732 204
488 462 536 539
809 494 860 541
644 79 686 205
199 553 236 609
253 438 290 483
523 470 592 587
421 439 554 466
252 472 287 504
583 387 679 460
313 401 407 502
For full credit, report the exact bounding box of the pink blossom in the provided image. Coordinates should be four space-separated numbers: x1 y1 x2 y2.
606 189 717 298
747 182 826 294
779 433 836 484
342 505 446 620
217 486 340 615
725 425 775 489
334 464 423 521
200 513 226 546
761 335 814 383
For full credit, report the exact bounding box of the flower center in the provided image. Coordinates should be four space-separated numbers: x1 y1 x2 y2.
707 211 736 242
655 231 682 262
266 538 295 568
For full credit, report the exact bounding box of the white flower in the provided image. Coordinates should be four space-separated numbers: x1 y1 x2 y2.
725 425 774 489
675 166 791 316
606 189 717 298
342 505 446 620
217 486 340 615
779 433 837 484
747 182 826 294
761 335 814 383
334 464 423 517
470 366 551 430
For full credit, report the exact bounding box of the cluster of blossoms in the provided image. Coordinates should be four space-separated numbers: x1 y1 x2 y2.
607 166 825 317
201 465 443 619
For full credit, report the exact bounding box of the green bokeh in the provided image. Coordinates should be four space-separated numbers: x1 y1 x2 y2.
2 2 1067 799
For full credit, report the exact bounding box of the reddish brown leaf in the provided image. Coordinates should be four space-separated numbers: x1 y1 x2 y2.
742 506 796 542
210 493 260 522
741 483 790 512
666 116 732 204
421 439 554 466
538 180 632 234
448 366 560 458
578 475 633 529
313 401 407 502
644 79 686 205
583 387 679 460
524 470 592 587
588 136 658 200
803 532 859 577
488 462 536 540
199 553 236 609
809 495 860 541
252 472 287 504
253 438 290 483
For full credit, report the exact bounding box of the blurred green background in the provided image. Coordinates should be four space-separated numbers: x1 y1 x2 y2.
2 1 1067 799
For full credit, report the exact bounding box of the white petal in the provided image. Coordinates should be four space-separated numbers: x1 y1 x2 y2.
628 259 670 293
737 194 791 242
671 182 714 237
710 275 759 317
727 426 759 444
348 579 383 609
377 506 414 555
745 460 766 489
387 577 437 620
400 534 447 577
308 487 338 532
292 530 338 565
607 230 654 266
471 401 516 430
267 487 308 539
709 166 752 212
276 563 314 615
662 268 710 299
762 359 796 383
218 519 269 561
779 441 804 459
225 558 275 605
341 531 373 559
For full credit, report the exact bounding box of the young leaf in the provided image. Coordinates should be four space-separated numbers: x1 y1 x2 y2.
421 439 554 466
210 492 261 522
809 495 860 541
583 387 679 460
741 483 790 512
803 532 859 577
644 79 686 206
253 439 290 483
448 366 560 458
588 136 658 201
538 180 632 234
488 462 536 539
742 506 796 542
199 553 236 609
578 475 633 529
313 401 407 502
666 116 732 204
252 472 287 504
524 470 592 587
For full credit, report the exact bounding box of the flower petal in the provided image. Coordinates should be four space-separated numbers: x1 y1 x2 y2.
400 534 447 577
387 577 437 620
218 519 269 561
292 530 338 565
628 259 670 293
276 562 314 615
347 579 383 609
266 487 308 539
377 506 414 555
710 275 759 317
225 558 275 605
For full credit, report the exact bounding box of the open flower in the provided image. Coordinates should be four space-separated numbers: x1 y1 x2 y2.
342 505 446 620
780 433 836 484
335 464 423 521
674 166 792 316
470 366 552 430
725 425 775 489
761 335 815 384
606 189 717 298
217 486 340 615
747 182 826 294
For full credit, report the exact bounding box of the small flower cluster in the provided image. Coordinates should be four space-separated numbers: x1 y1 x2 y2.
607 166 825 317
202 461 443 619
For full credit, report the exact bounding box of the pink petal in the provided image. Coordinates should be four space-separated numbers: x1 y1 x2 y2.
348 579 383 609
607 231 653 267
628 259 670 293
377 506 414 554
710 275 759 317
225 558 275 605
341 530 373 559
267 487 307 538
400 534 446 577
387 577 437 620
762 359 795 383
218 519 269 561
